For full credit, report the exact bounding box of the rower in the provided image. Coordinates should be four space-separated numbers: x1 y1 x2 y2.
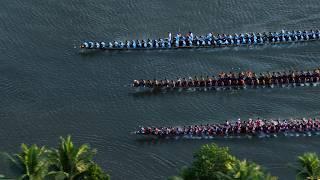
132 40 136 48
137 40 142 48
228 35 234 45
225 120 230 126
283 31 289 41
159 39 165 48
175 33 180 41
237 118 241 125
182 40 186 47
154 39 159 48
252 32 258 40
207 39 212 46
187 39 192 47
305 30 310 40
271 32 276 42
297 30 302 40
100 42 106 49
142 40 147 48
81 42 89 48
206 32 212 41
241 34 246 44
310 29 316 39
252 32 257 43
113 41 119 48
119 41 124 48
147 39 153 48
302 30 308 40
235 34 241 45
189 31 194 41
175 39 179 47
246 33 251 41
89 42 95 49
290 30 296 41
201 39 205 46
125 41 130 48
168 32 172 43
279 30 284 41
315 30 320 39
280 32 286 42
275 32 280 42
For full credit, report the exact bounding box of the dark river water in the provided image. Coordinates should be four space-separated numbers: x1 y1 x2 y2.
1 0 320 179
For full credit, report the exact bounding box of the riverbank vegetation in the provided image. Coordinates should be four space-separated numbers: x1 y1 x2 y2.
1 140 320 180
0 136 110 180
169 143 320 180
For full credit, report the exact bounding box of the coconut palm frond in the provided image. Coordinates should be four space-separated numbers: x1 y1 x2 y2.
296 153 320 180
48 136 99 179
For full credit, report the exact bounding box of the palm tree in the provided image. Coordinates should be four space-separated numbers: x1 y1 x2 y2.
296 152 320 180
225 160 277 180
4 144 49 180
48 136 97 180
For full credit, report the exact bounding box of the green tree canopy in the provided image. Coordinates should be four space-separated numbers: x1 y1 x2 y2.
172 143 276 180
48 136 102 180
81 164 110 180
0 136 110 180
180 144 236 180
5 144 50 180
296 152 320 180
226 159 277 180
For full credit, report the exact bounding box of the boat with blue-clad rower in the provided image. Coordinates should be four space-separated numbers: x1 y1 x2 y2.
80 29 320 50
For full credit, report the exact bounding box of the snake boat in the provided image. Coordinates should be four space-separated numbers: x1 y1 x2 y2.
80 29 320 51
135 117 320 139
132 68 320 92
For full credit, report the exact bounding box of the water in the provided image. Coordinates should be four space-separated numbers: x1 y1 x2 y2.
0 0 320 179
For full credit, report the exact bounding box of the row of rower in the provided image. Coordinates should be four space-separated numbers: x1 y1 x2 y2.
136 118 320 137
132 68 320 88
81 29 320 49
